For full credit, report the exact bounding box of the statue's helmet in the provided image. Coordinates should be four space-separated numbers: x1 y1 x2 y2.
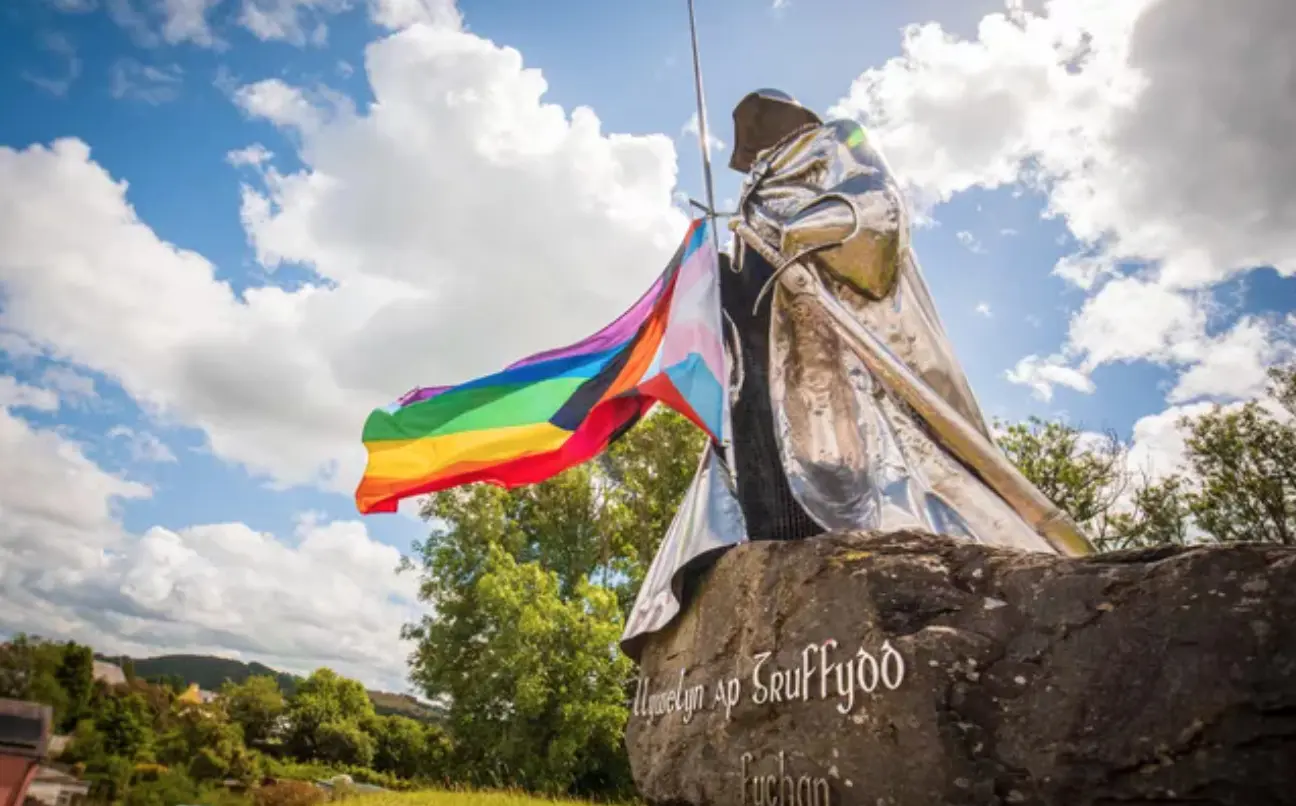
729 89 823 173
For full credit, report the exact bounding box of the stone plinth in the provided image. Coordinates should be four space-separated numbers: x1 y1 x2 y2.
625 531 1296 806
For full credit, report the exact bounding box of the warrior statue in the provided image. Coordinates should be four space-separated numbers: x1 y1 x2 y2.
621 90 1093 656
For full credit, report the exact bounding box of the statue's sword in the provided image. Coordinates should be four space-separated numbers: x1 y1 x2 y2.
730 220 1096 558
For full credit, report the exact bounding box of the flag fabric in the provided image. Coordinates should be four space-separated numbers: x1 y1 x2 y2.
355 218 727 515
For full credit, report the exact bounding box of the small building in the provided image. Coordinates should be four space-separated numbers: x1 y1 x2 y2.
90 662 125 687
0 699 52 806
23 768 88 806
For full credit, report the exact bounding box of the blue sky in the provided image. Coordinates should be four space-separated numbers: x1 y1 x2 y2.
2 0 1293 689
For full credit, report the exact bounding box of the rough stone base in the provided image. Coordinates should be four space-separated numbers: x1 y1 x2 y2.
624 531 1296 806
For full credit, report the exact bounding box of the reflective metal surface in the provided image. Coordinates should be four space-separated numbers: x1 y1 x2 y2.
738 117 1093 555
620 95 1093 655
729 90 823 173
621 444 748 659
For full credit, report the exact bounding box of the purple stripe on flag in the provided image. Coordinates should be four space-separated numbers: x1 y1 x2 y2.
397 384 452 408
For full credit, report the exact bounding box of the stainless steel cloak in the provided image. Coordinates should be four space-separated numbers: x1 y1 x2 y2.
621 109 1092 657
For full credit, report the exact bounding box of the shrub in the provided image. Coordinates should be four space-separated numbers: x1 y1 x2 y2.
253 781 327 806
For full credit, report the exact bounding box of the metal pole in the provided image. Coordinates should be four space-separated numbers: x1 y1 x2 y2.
686 0 719 237
684 0 735 469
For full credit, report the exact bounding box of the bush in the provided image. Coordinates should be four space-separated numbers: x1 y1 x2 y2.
123 770 200 806
253 781 327 806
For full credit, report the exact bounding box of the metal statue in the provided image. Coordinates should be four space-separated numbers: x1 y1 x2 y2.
620 88 1093 656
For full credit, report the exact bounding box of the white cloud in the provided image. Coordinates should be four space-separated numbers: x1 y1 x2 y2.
1066 277 1207 371
956 230 985 254
975 301 993 318
106 0 223 47
22 32 81 97
107 0 161 46
0 333 42 361
681 112 726 155
1005 354 1096 401
46 0 98 12
0 22 686 497
1 389 418 689
107 425 178 463
1168 315 1296 404
226 143 273 168
0 377 61 412
0 397 152 575
110 60 184 105
40 366 97 404
367 0 459 30
832 0 1296 404
1123 402 1218 482
237 0 348 45
160 0 223 48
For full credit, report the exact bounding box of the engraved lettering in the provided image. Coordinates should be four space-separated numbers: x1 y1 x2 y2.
752 651 772 704
800 643 816 702
881 640 906 690
818 640 837 700
856 648 878 693
834 651 855 715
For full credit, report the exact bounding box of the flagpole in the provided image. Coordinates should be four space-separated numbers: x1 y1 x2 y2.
684 0 737 477
686 0 720 250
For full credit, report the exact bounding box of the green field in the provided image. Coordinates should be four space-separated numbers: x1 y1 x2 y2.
346 792 618 806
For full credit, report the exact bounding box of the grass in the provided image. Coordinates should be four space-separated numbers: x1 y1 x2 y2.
345 790 622 806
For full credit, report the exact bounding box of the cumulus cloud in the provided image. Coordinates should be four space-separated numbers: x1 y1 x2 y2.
833 0 1296 405
0 377 61 413
1005 354 1096 401
107 426 178 463
0 388 419 689
367 0 460 31
40 366 98 405
0 21 686 497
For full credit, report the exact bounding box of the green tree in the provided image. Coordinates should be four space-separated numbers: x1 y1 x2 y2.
284 668 374 761
54 642 95 732
157 701 256 783
223 674 286 746
315 719 375 768
996 416 1130 546
367 715 452 781
0 636 72 725
95 691 153 760
1180 366 1296 545
122 770 201 806
406 545 634 795
404 410 704 796
1103 474 1194 550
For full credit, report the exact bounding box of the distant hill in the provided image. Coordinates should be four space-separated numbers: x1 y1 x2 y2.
97 653 302 695
93 652 442 723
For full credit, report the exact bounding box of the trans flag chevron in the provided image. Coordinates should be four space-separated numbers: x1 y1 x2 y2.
355 218 727 515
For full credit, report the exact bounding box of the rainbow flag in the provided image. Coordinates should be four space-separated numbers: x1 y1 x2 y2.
356 218 727 515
